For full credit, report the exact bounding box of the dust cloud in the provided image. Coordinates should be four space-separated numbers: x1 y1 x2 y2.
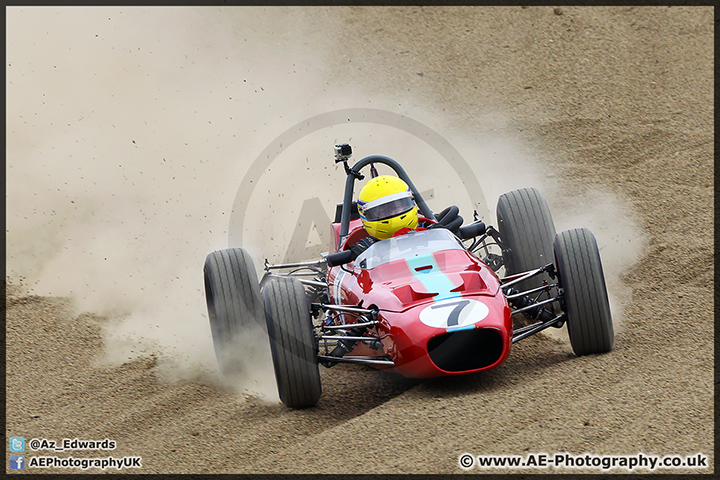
7 6 644 397
5 6 329 400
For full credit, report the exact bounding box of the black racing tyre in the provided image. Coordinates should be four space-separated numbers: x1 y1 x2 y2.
554 228 614 356
263 277 321 408
496 187 557 295
204 248 265 377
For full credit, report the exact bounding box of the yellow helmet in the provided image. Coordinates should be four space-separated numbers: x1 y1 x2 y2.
357 175 418 240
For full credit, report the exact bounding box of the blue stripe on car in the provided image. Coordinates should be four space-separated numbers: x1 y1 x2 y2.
446 324 476 332
405 253 460 302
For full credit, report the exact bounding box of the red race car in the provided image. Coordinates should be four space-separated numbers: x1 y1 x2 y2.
204 144 614 408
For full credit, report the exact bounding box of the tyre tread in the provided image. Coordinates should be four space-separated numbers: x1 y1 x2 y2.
554 228 613 355
497 187 556 293
263 277 321 408
203 248 264 376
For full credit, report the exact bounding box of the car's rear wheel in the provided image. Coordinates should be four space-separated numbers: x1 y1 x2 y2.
554 228 614 355
263 277 322 408
496 187 557 316
204 248 266 377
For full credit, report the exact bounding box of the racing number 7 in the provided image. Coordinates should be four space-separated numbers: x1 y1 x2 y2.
430 299 470 327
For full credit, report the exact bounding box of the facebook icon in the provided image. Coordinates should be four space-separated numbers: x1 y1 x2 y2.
10 455 25 470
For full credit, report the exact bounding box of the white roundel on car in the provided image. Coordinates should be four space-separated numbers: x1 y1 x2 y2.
419 298 490 329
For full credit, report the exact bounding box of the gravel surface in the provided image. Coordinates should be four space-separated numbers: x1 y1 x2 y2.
6 6 713 474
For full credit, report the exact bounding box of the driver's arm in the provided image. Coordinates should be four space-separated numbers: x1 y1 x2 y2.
427 205 463 233
349 236 378 259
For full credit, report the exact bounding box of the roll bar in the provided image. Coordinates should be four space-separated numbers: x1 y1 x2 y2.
339 155 437 242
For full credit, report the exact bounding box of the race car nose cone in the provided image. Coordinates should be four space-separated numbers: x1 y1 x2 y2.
418 298 490 330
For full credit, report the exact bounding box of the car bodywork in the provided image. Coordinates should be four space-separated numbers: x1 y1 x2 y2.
263 149 569 377
325 227 512 378
207 143 614 408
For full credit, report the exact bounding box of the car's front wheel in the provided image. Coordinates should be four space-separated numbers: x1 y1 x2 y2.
263 277 322 408
554 228 614 356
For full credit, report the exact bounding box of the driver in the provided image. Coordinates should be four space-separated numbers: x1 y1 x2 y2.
348 175 462 259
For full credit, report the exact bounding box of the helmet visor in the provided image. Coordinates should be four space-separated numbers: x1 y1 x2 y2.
360 192 416 222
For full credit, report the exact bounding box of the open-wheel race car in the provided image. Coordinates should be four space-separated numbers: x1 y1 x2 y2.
203 144 614 408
